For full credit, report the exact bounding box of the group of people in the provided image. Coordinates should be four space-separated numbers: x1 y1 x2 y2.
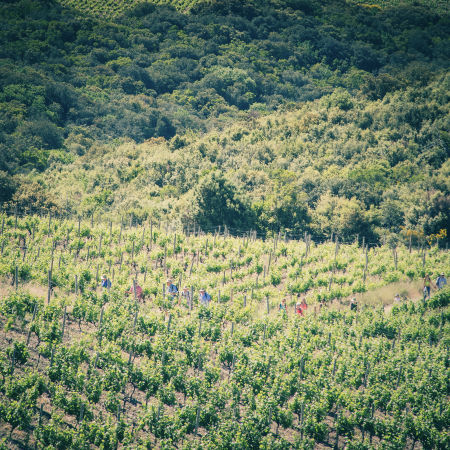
279 297 308 316
99 271 447 311
166 279 212 307
101 275 212 307
423 273 447 299
180 285 212 307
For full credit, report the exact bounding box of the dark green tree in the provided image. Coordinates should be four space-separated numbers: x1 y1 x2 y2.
192 170 253 231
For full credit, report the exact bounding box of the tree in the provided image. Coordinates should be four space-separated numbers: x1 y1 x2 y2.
311 192 372 240
192 170 253 231
253 171 310 236
0 171 17 203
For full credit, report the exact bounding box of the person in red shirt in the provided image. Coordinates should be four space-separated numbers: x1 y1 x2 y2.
295 302 303 316
126 281 143 300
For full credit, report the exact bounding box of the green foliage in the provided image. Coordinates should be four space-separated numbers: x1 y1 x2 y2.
0 0 447 241
0 211 448 448
270 272 282 286
192 170 253 231
7 341 29 366
428 287 449 308
0 0 447 178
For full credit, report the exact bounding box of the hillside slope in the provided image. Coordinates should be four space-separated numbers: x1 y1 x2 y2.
0 212 449 448
19 74 450 243
1 0 449 240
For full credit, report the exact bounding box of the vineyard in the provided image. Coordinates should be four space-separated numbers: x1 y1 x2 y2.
0 212 448 448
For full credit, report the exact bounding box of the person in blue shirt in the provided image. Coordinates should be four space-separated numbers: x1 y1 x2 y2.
166 279 178 299
101 275 111 289
199 288 211 306
436 273 447 290
279 298 288 316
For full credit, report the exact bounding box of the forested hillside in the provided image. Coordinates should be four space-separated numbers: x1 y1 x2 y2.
0 0 449 241
0 2 449 447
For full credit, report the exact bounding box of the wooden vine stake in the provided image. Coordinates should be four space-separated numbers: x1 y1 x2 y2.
61 306 67 340
78 403 85 425
38 404 43 427
26 303 38 345
47 269 52 304
149 219 153 250
364 362 370 387
195 407 201 436
299 356 304 380
98 307 104 344
396 366 402 389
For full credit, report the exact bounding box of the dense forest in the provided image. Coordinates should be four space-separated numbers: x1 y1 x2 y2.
0 0 449 242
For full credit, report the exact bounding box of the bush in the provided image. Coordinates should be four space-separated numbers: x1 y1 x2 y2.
206 263 222 273
7 341 29 366
428 287 449 308
270 272 282 286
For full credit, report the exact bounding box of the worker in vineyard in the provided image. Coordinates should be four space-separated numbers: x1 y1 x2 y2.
181 286 192 309
279 298 288 316
300 297 308 310
435 273 447 290
350 297 357 311
295 302 303 316
101 274 111 289
126 280 143 300
166 278 178 300
199 288 211 306
394 293 401 303
423 274 432 299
